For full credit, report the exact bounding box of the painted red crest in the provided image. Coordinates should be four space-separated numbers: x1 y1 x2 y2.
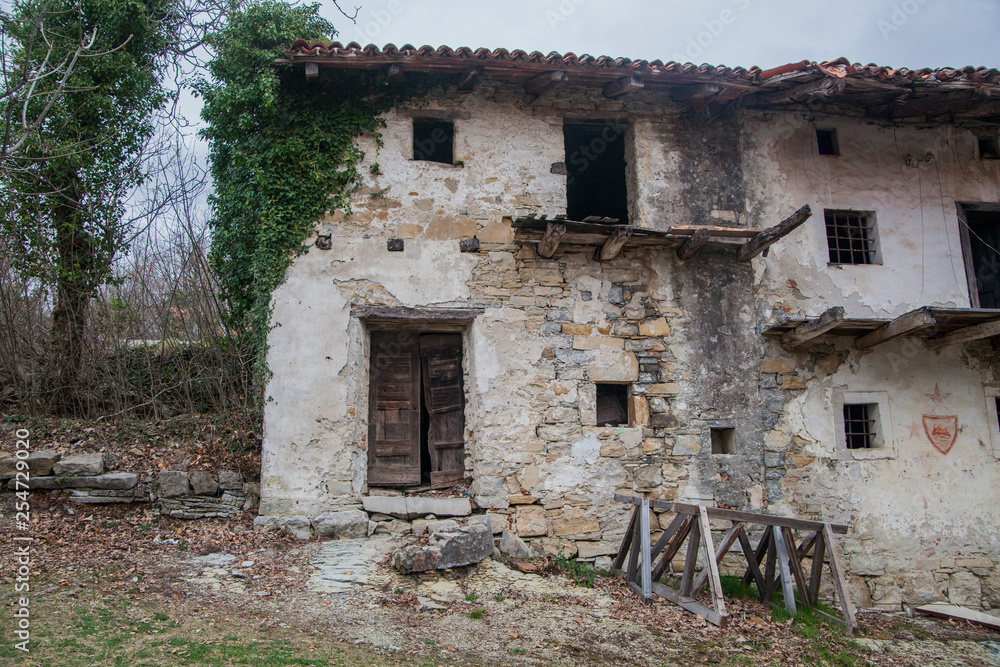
922 415 958 455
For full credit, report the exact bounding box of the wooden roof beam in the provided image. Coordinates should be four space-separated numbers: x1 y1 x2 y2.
926 317 1000 350
856 307 937 350
386 63 404 85
677 227 710 260
524 70 567 95
781 307 845 349
671 82 720 102
457 67 484 92
737 205 812 261
305 62 319 82
537 221 566 258
599 226 632 260
603 75 644 99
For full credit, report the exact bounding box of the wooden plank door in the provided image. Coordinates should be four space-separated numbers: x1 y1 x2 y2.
367 331 422 486
420 334 466 489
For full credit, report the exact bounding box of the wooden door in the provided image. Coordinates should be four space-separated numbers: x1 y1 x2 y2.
419 334 466 489
367 332 422 486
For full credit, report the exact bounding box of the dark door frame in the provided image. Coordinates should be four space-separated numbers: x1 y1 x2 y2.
957 202 1000 308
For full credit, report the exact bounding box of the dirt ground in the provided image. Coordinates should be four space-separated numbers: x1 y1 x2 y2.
2 494 1000 666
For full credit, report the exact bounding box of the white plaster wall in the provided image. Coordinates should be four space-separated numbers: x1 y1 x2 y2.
747 114 1000 318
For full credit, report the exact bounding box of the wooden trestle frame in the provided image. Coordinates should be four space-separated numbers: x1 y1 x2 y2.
612 494 857 633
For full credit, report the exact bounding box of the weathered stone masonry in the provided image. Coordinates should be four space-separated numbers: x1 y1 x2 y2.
261 46 1000 611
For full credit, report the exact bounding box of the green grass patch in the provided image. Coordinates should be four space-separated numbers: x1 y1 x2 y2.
554 553 596 588
468 609 486 620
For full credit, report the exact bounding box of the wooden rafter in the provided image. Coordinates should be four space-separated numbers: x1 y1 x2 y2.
926 318 1000 350
677 227 711 260
856 307 936 350
671 82 721 102
603 75 644 99
386 63 404 85
537 221 566 258
599 226 632 260
781 306 846 349
737 205 812 261
524 70 567 95
457 67 483 92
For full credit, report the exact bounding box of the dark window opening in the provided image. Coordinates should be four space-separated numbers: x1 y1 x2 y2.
844 403 878 449
825 209 877 265
995 397 1000 434
596 383 628 427
564 120 629 223
965 209 1000 308
711 427 736 454
816 128 839 156
978 135 1000 160
413 119 454 164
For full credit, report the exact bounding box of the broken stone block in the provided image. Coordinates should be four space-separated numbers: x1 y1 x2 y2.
280 515 313 540
189 471 219 496
360 495 471 519
426 519 459 536
158 470 189 498
375 519 411 537
218 470 243 490
499 529 531 558
52 453 104 476
0 450 61 479
851 555 888 577
393 545 443 573
429 524 494 569
313 510 369 539
252 515 279 530
468 513 507 534
515 506 547 537
948 571 983 608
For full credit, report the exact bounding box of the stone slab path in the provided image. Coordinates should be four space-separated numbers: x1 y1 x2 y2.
306 537 390 594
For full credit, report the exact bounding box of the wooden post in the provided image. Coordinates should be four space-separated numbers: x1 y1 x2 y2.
698 506 726 618
680 519 701 597
652 515 692 581
823 523 857 633
773 526 797 616
692 523 744 592
639 498 652 600
783 527 812 608
807 530 826 606
738 530 768 597
537 222 566 258
612 505 639 573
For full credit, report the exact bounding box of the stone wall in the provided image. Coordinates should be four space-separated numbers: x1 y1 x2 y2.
261 81 1000 610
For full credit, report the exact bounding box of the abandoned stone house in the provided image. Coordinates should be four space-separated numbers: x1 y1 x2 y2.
259 43 1000 611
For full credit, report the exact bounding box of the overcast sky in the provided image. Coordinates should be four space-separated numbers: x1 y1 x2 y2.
323 0 1000 70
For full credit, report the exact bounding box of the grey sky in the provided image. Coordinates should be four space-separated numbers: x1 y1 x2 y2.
324 0 1000 70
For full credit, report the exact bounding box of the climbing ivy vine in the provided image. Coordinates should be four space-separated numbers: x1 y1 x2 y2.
199 1 437 415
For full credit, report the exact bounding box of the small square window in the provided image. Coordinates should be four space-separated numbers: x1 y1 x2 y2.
843 403 880 449
413 118 454 164
978 135 1000 160
825 209 879 265
710 427 735 454
596 383 628 427
816 128 839 156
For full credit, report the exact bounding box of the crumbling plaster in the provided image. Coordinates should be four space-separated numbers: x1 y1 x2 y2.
260 83 999 608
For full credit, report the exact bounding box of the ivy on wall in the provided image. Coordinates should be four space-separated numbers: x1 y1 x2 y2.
199 1 441 416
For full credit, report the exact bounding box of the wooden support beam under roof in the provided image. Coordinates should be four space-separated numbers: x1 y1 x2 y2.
386 63 404 84
671 82 720 102
925 318 1000 350
305 62 319 81
669 225 761 238
537 221 566 258
457 67 483 92
677 227 711 260
781 307 845 349
856 307 937 350
599 226 632 260
603 75 644 99
737 205 812 261
524 70 567 95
